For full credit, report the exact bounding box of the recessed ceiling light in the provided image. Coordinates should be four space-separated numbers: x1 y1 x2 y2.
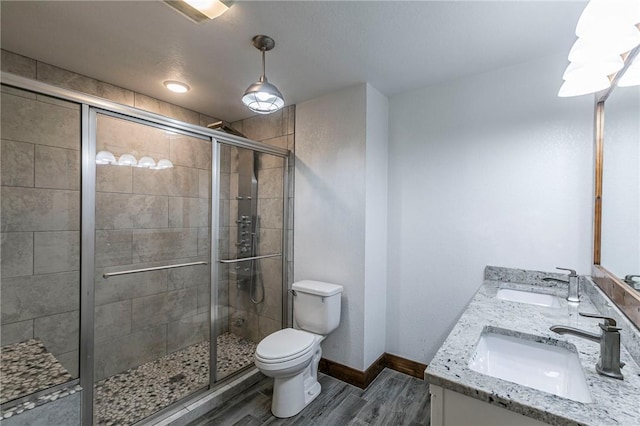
164 0 233 23
184 0 230 19
163 80 190 93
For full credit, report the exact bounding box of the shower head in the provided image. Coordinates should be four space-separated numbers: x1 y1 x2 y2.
207 120 246 138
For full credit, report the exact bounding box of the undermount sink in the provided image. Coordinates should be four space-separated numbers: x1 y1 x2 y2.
469 330 592 403
496 288 562 308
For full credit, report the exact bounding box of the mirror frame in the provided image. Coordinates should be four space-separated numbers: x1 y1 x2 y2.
592 45 640 329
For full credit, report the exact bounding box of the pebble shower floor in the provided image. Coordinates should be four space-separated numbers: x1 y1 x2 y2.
94 332 257 426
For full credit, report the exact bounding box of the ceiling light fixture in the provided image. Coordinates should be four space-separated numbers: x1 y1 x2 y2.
184 0 230 19
242 35 285 115
562 58 624 81
95 151 116 165
558 75 611 97
164 0 233 23
151 159 174 170
117 154 138 167
618 55 640 87
559 0 640 97
135 156 157 168
164 80 190 93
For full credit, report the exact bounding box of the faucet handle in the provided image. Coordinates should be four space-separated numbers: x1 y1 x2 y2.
624 275 640 287
555 267 577 276
579 312 620 330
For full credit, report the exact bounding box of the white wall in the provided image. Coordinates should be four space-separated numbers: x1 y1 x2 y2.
295 83 389 371
363 85 389 367
386 53 594 363
295 84 368 370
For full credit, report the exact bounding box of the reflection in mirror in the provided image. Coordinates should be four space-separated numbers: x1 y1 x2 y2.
601 84 640 289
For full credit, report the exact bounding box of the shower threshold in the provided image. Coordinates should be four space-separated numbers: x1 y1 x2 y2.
94 332 256 426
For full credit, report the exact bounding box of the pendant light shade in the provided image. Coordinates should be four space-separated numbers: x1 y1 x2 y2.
242 35 284 114
242 79 285 114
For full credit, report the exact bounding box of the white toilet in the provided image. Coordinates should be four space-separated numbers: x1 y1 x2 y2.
254 280 343 418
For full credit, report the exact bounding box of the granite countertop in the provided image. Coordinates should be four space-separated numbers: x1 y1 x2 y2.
425 269 640 426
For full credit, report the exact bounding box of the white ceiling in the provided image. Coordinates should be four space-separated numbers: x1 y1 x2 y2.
1 1 585 122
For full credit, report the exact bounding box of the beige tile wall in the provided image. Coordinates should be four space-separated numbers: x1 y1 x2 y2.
0 86 81 378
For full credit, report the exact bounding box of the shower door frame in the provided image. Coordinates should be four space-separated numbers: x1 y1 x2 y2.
0 72 290 426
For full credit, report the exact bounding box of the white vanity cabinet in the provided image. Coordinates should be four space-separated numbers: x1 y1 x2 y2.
429 385 549 426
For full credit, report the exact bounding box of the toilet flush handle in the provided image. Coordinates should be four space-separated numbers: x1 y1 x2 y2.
288 289 327 301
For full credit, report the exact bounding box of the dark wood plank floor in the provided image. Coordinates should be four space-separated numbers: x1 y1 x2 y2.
187 368 431 426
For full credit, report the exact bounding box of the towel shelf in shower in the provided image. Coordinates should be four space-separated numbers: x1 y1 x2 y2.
102 261 209 278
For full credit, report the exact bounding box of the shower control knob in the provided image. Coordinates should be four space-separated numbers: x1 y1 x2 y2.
236 196 244 200
244 268 250 272
236 216 251 224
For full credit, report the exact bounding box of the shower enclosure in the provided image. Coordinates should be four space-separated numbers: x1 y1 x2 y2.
0 74 289 425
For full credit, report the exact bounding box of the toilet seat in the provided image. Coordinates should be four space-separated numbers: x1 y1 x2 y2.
255 328 316 364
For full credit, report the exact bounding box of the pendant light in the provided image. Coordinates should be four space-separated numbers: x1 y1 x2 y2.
242 35 285 114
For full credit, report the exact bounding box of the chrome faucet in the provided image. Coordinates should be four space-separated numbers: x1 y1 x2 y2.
624 275 640 290
550 312 624 380
542 267 579 302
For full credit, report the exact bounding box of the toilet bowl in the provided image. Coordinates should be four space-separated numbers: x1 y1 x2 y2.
254 280 343 418
255 328 324 418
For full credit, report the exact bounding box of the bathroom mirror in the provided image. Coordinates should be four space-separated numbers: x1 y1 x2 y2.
601 85 639 279
592 46 640 329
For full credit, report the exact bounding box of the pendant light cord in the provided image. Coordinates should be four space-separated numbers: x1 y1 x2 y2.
260 48 267 82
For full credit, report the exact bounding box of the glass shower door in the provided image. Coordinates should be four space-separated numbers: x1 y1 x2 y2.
214 143 286 380
92 113 211 425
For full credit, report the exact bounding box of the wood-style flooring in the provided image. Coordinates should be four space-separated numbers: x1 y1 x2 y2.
187 368 431 426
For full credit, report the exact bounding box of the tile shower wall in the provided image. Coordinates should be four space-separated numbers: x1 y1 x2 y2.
94 115 212 381
0 86 81 378
225 108 295 342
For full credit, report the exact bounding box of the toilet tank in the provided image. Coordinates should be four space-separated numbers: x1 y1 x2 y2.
292 280 343 335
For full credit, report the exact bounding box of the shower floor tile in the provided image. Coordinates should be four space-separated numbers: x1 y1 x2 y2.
94 332 257 426
0 339 73 404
